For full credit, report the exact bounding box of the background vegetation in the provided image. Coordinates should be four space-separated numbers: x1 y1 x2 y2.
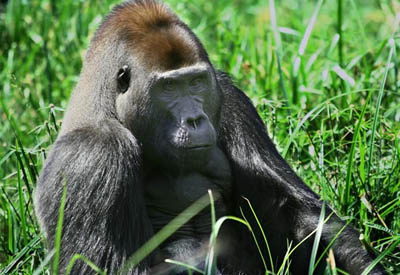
0 0 399 274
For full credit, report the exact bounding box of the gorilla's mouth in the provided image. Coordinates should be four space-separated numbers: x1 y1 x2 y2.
186 144 212 151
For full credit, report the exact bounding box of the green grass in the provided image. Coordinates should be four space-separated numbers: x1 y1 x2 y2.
1 0 400 274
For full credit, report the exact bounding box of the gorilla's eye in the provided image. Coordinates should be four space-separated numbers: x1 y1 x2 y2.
117 65 130 93
164 79 176 91
190 77 203 88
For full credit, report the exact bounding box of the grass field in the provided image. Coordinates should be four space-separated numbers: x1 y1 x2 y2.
1 0 400 274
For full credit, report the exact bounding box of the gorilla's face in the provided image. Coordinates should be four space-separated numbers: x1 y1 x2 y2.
116 62 220 170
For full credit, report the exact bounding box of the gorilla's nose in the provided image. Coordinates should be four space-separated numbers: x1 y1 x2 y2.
178 112 215 148
185 114 205 129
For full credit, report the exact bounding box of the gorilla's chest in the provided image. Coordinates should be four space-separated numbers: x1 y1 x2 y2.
143 146 232 236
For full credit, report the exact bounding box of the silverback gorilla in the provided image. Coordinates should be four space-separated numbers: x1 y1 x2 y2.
34 1 385 274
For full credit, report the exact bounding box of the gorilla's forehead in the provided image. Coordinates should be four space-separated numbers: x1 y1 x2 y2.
103 0 202 71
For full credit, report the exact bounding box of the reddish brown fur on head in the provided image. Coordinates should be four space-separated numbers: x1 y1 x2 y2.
92 0 203 71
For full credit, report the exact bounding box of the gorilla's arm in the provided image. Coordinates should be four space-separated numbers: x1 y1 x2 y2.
217 72 384 275
34 120 153 274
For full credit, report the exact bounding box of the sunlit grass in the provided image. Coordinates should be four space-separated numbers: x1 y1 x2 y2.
1 0 399 274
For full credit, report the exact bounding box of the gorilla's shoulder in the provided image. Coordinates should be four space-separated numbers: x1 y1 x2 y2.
56 120 138 150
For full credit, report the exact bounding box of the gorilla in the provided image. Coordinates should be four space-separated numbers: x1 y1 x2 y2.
34 1 385 274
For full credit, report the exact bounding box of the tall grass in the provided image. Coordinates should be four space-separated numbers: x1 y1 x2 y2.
1 0 399 274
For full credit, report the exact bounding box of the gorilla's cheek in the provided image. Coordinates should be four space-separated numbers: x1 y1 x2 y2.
116 92 140 131
116 93 130 123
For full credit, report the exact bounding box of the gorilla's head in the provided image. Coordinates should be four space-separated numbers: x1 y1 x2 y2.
61 1 222 170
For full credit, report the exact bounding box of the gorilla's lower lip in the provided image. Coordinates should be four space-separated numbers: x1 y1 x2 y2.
186 145 212 150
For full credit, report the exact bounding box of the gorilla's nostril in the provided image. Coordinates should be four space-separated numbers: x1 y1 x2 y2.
186 116 204 129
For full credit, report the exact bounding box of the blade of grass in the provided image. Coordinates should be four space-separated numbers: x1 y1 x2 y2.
292 0 324 104
65 254 106 275
337 0 343 67
269 0 281 53
348 0 368 50
269 0 290 107
343 87 374 210
314 221 351 268
361 237 400 275
327 249 337 275
16 152 28 244
52 181 68 274
366 38 397 184
6 203 15 255
0 236 41 275
164 259 203 275
308 203 325 275
204 190 217 275
239 207 268 273
33 250 55 275
279 211 335 273
2 105 35 197
242 197 274 272
277 240 293 275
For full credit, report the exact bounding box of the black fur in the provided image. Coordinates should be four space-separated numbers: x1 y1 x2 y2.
35 121 153 274
34 1 385 275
